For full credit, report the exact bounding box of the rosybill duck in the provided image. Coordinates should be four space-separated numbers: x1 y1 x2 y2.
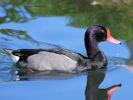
4 25 121 73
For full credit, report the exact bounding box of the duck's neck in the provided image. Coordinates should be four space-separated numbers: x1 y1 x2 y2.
85 31 100 59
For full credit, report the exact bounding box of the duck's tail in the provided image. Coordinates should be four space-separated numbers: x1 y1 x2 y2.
3 48 20 63
3 48 13 55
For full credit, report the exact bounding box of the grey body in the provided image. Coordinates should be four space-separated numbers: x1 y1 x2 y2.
25 49 91 73
27 51 77 72
4 48 91 73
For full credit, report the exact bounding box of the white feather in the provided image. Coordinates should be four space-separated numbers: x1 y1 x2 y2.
3 48 20 63
11 55 20 63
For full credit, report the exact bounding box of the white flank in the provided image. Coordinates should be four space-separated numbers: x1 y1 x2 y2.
11 55 20 63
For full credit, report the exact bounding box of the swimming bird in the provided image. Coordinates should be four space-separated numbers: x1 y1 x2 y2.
4 25 121 73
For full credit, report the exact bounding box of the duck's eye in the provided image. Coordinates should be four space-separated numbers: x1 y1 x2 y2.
101 29 105 33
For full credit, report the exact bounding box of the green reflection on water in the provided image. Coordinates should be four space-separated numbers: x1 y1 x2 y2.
0 0 133 40
0 28 34 41
0 0 33 23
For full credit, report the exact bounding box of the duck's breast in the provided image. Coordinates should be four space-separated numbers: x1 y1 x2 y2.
27 51 77 72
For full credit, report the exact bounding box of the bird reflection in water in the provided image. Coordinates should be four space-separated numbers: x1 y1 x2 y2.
85 69 121 100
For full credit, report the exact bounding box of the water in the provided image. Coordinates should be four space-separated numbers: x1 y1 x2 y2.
0 0 133 100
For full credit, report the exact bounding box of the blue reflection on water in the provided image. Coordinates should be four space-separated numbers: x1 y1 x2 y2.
0 75 87 100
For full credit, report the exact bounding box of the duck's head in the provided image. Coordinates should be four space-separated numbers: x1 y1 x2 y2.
85 25 121 58
85 25 121 44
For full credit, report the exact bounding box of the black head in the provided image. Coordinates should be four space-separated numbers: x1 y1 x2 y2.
85 25 121 57
86 25 107 42
85 25 121 44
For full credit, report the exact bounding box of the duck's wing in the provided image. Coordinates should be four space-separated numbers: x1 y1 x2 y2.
11 48 85 61
4 48 86 64
44 48 86 61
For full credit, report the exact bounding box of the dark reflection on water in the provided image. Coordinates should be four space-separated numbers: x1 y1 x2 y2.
14 67 87 81
86 70 107 100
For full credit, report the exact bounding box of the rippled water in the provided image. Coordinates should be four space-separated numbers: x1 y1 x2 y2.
0 1 133 100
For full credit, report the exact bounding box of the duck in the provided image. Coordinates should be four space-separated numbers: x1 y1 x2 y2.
4 25 121 73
